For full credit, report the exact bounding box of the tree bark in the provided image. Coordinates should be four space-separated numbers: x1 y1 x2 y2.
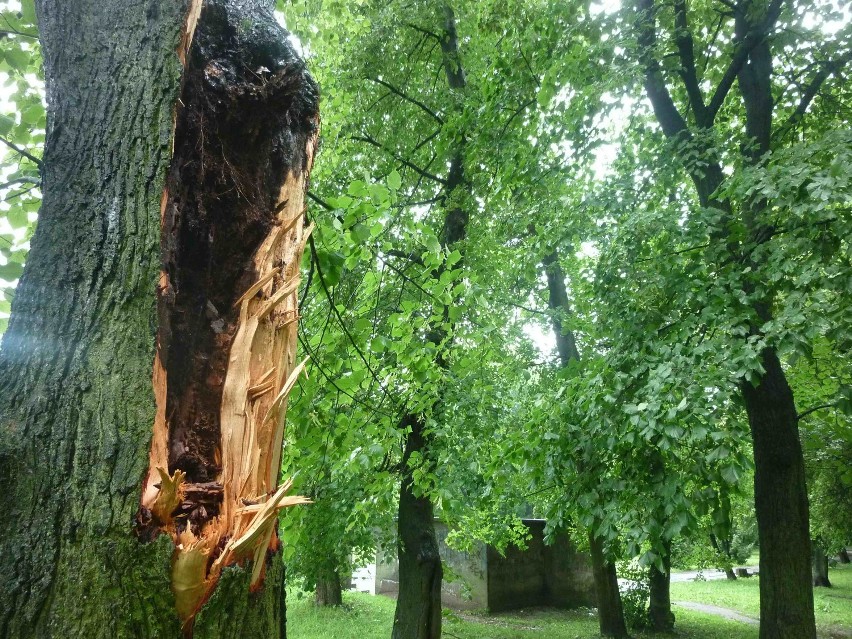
839 549 851 564
315 570 344 606
393 416 443 639
811 544 831 588
742 350 815 639
589 532 630 638
0 1 317 637
647 539 675 633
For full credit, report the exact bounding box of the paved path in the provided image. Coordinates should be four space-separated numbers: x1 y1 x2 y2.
674 601 759 625
671 566 759 582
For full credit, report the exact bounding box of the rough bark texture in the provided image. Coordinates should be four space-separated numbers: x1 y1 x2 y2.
811 544 831 588
392 6 469 639
589 532 630 638
0 0 317 637
647 539 674 633
315 571 344 607
742 349 815 638
393 416 443 639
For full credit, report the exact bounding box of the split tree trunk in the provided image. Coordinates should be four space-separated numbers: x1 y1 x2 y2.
0 1 318 637
647 539 674 633
812 544 831 588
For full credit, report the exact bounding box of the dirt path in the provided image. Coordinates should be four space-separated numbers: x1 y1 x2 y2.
674 601 759 625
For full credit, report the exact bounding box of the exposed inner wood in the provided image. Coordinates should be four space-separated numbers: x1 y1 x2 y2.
134 0 319 629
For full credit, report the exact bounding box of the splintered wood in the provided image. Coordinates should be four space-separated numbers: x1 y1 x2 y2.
141 136 316 627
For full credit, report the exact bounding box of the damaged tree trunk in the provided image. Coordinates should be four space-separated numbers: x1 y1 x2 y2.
0 1 318 637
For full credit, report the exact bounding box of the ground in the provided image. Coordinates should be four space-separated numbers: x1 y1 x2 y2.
287 564 852 639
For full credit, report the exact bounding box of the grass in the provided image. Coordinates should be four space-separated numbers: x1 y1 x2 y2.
286 564 852 639
287 591 759 639
670 563 852 637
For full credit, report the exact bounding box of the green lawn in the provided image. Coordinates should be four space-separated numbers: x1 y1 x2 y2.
670 563 852 637
287 564 852 639
287 591 758 639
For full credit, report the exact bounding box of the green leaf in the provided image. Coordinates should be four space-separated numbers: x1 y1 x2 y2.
0 114 13 136
4 49 30 73
387 170 401 191
21 0 37 25
0 262 24 281
8 207 28 228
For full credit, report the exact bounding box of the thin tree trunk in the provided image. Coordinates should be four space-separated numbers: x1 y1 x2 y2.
589 532 630 638
543 250 629 637
811 544 831 588
839 549 851 564
647 539 675 633
0 1 317 637
316 570 344 606
709 534 737 580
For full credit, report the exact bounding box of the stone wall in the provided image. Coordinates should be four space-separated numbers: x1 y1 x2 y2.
373 519 595 612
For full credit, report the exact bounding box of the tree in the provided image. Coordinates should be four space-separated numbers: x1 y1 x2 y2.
0 1 318 636
621 1 852 635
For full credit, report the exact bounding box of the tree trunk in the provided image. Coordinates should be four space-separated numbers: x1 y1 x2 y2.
709 533 737 580
392 6 468 638
839 549 851 564
742 348 815 639
543 251 629 637
393 416 443 639
812 544 831 588
0 1 318 637
315 571 344 606
647 539 674 633
589 532 630 638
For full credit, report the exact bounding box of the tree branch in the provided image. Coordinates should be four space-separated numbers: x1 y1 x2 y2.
405 22 441 42
797 402 837 422
351 133 447 185
309 233 388 394
0 137 43 169
706 0 783 121
636 0 688 138
776 48 852 138
367 77 444 125
674 0 708 124
0 176 40 190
